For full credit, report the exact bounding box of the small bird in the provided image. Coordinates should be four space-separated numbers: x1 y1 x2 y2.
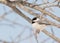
32 17 49 36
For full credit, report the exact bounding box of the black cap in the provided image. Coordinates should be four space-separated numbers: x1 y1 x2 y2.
32 17 37 20
32 17 37 24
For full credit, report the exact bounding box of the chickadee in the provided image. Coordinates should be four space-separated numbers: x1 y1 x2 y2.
32 17 49 35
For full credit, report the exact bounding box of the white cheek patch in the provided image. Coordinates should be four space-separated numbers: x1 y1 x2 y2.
37 18 40 21
34 18 40 22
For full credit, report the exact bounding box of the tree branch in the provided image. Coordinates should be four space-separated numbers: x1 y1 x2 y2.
17 3 60 28
23 1 60 22
42 29 60 43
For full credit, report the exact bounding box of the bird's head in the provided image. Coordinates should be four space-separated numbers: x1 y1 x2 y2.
32 17 40 24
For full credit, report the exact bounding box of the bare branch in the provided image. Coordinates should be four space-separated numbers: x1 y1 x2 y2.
16 3 60 28
22 1 60 22
5 2 31 23
31 5 60 22
42 29 60 43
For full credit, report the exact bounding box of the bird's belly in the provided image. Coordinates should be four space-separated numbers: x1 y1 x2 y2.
32 23 47 31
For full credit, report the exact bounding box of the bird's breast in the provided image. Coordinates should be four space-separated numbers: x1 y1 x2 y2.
32 23 47 31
